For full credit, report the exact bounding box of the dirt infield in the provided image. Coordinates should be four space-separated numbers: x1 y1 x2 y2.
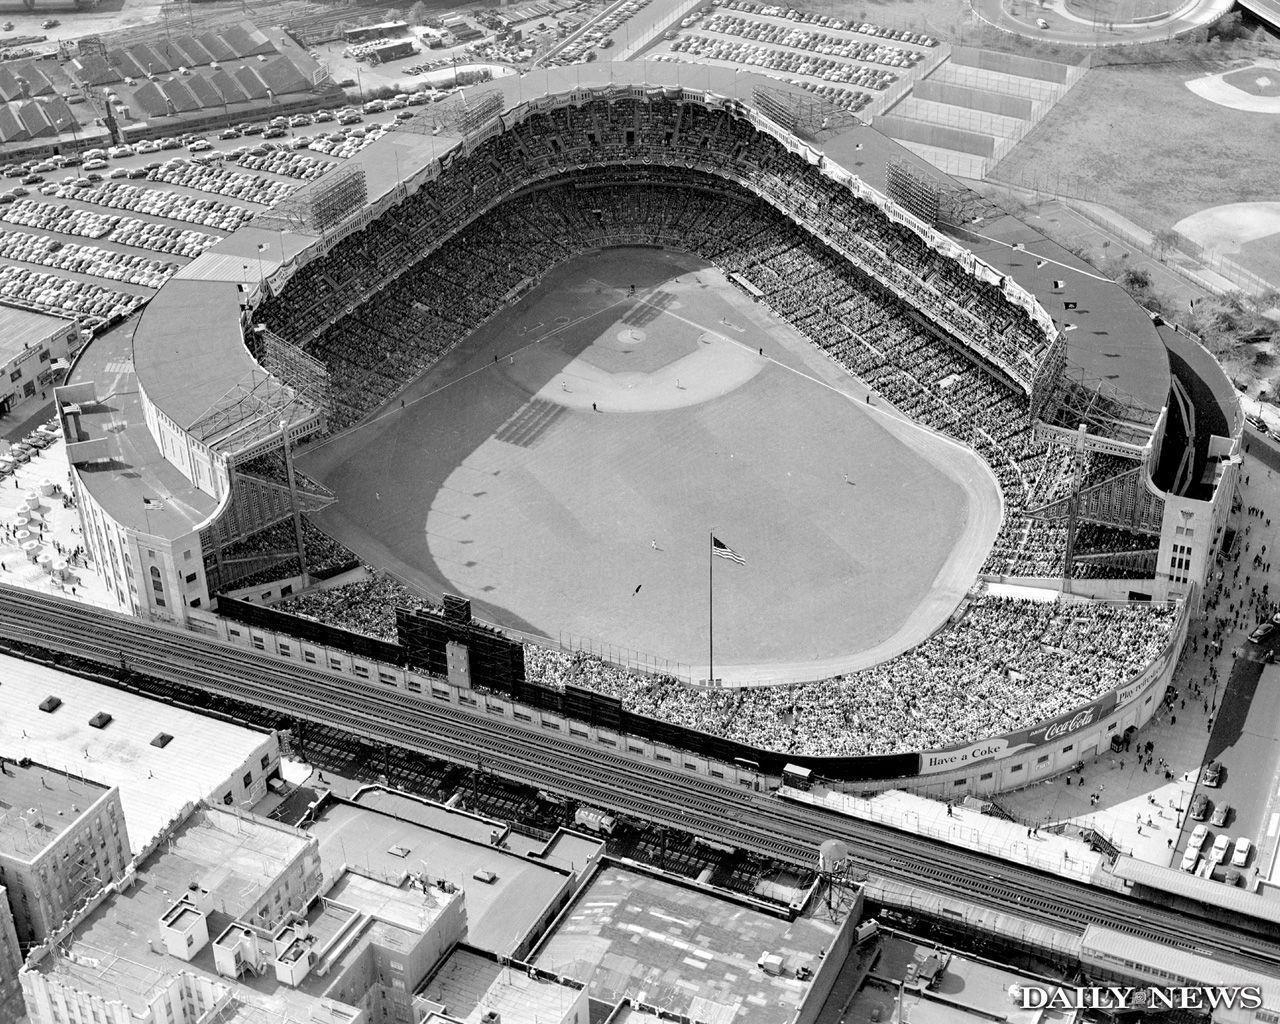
1185 61 1280 111
299 249 1001 684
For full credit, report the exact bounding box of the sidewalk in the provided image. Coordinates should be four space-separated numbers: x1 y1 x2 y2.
999 439 1280 872
0 439 115 610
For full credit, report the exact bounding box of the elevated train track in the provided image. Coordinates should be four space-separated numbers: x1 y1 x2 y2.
2 584 1276 972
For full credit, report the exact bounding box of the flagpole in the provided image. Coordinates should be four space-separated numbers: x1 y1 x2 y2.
708 530 714 686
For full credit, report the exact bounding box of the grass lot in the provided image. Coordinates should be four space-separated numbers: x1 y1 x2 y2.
990 59 1280 248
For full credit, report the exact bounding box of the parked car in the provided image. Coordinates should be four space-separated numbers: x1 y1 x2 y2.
242 123 265 136
313 109 334 122
263 126 287 139
188 139 212 152
1180 847 1198 872
1189 794 1210 821
127 167 149 179
1188 823 1209 852
1232 837 1252 868
82 159 108 171
1211 802 1232 827
1209 833 1230 863
20 173 43 184
1202 761 1223 787
108 167 128 179
1225 868 1243 886
219 128 241 140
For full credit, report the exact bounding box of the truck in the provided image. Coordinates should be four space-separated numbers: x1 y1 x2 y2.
574 806 617 836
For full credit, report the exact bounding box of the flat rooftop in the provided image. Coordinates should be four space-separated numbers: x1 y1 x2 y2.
419 948 582 1024
310 797 574 956
34 806 314 1013
0 758 109 863
67 314 219 536
857 934 1048 1024
353 788 603 877
0 651 273 849
0 306 75 367
531 865 841 1024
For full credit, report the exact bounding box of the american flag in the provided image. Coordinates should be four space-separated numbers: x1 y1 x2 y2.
712 536 745 565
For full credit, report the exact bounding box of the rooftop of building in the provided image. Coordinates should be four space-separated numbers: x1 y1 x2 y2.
0 306 76 369
418 948 583 1024
311 794 576 957
531 863 843 1024
31 803 313 1012
0 651 275 849
65 314 220 536
851 932 1050 1024
352 788 602 877
0 757 110 863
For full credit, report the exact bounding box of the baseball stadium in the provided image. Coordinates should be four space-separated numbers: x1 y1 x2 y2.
61 62 1241 789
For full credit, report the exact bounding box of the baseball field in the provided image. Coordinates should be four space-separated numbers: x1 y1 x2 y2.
299 248 1001 684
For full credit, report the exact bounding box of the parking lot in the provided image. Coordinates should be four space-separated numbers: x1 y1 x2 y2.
644 0 941 116
0 102 410 326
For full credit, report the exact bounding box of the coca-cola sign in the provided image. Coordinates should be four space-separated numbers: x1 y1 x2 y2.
919 692 1118 775
1043 708 1097 743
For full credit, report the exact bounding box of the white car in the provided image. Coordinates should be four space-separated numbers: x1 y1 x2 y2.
188 140 212 152
1232 837 1253 868
82 159 108 171
107 144 134 159
1188 824 1209 852
1209 833 1231 863
1180 847 1198 872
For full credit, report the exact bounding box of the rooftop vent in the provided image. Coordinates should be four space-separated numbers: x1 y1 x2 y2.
88 712 112 729
39 695 62 713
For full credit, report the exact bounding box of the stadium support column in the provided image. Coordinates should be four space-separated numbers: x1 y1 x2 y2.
1062 424 1088 595
281 419 310 589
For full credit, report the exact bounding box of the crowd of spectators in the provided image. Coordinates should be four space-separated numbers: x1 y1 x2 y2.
277 570 1178 756
244 95 1189 753
255 99 1089 577
0 264 143 329
0 229 178 289
2 200 219 259
218 517 358 591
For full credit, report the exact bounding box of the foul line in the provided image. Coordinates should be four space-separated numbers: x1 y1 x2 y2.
305 291 638 452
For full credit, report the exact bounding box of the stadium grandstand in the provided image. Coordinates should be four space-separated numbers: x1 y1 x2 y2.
50 63 1240 783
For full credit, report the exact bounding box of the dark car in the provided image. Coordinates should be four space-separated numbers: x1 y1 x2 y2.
128 167 148 179
219 128 242 140
1249 621 1276 644
1202 760 1223 788
21 173 44 184
242 123 265 136
1189 794 1211 821
263 126 287 139
1211 802 1231 827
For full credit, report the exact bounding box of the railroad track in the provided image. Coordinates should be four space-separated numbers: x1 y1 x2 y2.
3 584 1277 971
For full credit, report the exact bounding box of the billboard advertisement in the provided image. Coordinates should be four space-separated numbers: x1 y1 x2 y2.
918 691 1119 776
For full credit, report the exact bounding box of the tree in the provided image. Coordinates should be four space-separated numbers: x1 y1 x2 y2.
1152 229 1180 261
410 1 427 23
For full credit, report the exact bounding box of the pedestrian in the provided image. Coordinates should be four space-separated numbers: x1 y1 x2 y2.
592 402 597 412
651 539 658 550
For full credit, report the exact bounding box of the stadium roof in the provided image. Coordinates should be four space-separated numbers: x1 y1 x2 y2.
77 60 1171 540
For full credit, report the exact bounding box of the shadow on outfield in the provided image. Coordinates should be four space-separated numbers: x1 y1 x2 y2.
299 250 705 637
